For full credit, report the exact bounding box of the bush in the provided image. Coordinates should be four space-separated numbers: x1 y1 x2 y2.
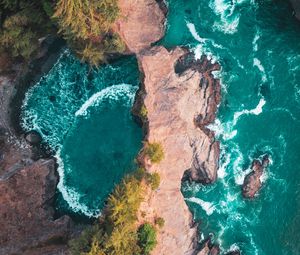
137 223 157 255
155 217 165 228
146 172 160 190
139 104 148 119
144 142 164 163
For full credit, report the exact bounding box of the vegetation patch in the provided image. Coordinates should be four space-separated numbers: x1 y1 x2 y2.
69 170 160 255
155 217 165 228
0 0 124 67
137 223 157 255
143 142 164 164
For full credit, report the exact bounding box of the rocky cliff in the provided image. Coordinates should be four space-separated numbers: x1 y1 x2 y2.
0 39 73 255
133 46 220 255
114 0 166 53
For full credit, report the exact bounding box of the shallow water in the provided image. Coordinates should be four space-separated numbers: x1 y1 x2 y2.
21 51 142 217
163 0 300 254
21 0 300 253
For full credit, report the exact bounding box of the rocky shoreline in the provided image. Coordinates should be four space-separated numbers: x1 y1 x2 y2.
0 37 74 254
133 46 221 255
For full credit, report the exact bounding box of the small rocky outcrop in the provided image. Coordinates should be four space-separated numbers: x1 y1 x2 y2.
25 130 42 145
195 237 220 255
242 155 270 198
113 0 166 53
290 0 300 20
134 46 221 255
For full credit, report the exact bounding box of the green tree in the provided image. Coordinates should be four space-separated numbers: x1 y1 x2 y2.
138 223 157 255
144 142 164 163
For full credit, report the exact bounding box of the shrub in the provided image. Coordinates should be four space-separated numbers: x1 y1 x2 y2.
146 172 160 190
144 142 164 163
137 223 157 255
139 104 148 119
155 217 165 228
134 167 146 181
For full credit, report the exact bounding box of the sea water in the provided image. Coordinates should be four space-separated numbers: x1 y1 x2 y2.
21 51 142 217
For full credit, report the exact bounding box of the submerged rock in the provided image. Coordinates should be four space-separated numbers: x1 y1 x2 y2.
134 46 221 255
25 130 42 145
290 0 300 20
242 155 270 198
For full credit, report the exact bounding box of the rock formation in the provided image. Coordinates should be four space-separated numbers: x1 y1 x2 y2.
195 237 220 255
133 46 220 255
114 0 166 53
0 38 73 255
242 155 270 198
290 0 300 20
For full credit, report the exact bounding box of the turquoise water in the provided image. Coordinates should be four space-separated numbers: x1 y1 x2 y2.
21 51 142 217
21 0 300 253
162 0 300 254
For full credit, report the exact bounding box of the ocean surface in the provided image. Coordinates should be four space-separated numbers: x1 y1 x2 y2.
21 0 300 254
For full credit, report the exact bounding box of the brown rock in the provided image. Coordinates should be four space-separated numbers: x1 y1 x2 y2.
195 237 220 255
242 155 270 198
113 0 166 53
134 46 220 255
0 158 73 255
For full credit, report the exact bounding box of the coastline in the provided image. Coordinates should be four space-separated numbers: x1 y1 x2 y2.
133 46 221 255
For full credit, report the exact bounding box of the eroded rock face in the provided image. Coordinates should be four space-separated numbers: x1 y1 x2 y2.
242 155 270 198
134 46 220 255
0 60 73 254
0 158 73 255
114 0 166 53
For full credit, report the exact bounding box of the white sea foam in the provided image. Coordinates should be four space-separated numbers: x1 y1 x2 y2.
233 98 266 126
75 84 136 116
56 150 100 217
252 29 261 52
186 22 219 63
209 0 242 34
253 58 267 82
185 197 216 216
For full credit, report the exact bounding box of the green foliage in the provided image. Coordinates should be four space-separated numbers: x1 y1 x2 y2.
139 104 148 119
69 175 144 255
0 0 124 67
138 223 157 255
134 167 146 181
146 172 160 190
0 0 55 61
53 0 119 40
155 217 165 228
144 142 164 163
69 225 105 255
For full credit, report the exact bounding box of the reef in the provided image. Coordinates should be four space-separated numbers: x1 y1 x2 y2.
133 46 220 255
